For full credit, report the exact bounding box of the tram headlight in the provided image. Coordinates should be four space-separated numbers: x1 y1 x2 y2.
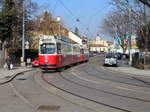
45 60 48 63
44 55 49 63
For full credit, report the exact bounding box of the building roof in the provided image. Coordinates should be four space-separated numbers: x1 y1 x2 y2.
107 41 114 46
90 44 106 47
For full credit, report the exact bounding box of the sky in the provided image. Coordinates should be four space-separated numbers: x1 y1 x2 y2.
32 0 114 40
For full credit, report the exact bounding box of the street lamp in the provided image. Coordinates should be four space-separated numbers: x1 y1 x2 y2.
56 16 61 36
25 41 30 66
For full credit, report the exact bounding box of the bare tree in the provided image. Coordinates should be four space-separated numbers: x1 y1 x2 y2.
30 11 69 49
101 10 133 53
138 0 150 7
110 0 150 68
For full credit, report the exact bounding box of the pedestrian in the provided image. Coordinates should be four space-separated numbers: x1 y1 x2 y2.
6 55 11 70
27 58 31 66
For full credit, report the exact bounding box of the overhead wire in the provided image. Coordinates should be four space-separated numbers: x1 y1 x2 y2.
58 0 78 20
52 0 58 14
54 0 112 38
87 3 112 36
90 4 111 18
57 0 90 34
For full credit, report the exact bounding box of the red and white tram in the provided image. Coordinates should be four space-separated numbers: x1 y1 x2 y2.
38 35 89 70
80 47 89 63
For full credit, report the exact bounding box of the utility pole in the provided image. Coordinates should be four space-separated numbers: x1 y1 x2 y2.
21 0 25 66
114 24 118 53
143 4 148 69
128 6 132 66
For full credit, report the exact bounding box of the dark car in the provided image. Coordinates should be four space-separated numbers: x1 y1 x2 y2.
122 54 129 59
89 52 97 57
115 52 122 60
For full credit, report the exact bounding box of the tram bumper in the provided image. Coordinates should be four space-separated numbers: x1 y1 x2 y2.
39 64 57 69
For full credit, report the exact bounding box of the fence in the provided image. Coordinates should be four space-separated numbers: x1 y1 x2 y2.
132 52 150 69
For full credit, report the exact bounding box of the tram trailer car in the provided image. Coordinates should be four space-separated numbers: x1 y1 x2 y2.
38 35 89 70
80 48 89 63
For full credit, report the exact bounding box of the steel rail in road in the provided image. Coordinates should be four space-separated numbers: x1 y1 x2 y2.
41 72 132 112
81 64 150 88
59 72 150 103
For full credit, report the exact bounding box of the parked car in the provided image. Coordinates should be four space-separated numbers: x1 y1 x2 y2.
32 59 39 67
122 53 129 59
89 52 97 57
104 53 117 66
115 52 122 60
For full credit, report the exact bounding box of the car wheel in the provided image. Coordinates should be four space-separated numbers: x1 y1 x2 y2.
114 64 117 67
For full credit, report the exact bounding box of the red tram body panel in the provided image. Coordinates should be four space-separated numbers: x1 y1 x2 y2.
38 35 89 70
80 48 89 62
39 55 60 69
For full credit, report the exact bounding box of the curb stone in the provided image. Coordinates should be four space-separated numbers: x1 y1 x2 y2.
0 68 37 85
101 66 150 78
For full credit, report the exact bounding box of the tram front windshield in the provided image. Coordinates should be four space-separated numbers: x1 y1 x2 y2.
40 43 55 54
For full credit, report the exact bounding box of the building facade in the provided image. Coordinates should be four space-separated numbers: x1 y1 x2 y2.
89 36 113 52
114 35 139 54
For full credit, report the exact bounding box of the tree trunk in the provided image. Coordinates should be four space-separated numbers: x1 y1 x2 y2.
0 41 8 68
144 48 148 69
122 47 126 54
0 48 6 68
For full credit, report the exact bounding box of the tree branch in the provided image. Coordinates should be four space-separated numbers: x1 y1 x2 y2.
138 0 150 8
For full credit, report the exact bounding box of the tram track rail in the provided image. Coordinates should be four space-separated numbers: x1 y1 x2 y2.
42 72 132 112
59 72 150 103
9 70 96 112
41 56 150 112
79 64 150 88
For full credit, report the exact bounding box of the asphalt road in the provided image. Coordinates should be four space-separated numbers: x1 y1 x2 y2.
0 55 150 112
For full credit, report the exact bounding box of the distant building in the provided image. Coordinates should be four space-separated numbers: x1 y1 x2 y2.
90 44 107 52
68 31 82 45
89 35 113 52
128 35 139 53
114 35 139 54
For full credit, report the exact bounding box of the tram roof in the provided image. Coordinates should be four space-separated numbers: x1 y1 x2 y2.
40 35 79 44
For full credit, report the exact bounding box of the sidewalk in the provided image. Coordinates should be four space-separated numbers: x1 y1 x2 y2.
106 60 150 77
0 66 35 84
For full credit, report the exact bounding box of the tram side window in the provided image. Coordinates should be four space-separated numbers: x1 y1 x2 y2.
57 43 61 54
80 49 84 54
40 43 55 54
68 44 72 54
73 46 80 54
61 43 67 54
84 49 89 54
65 44 72 54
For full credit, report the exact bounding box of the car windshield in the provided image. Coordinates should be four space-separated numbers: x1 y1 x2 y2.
106 53 115 58
40 43 55 54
